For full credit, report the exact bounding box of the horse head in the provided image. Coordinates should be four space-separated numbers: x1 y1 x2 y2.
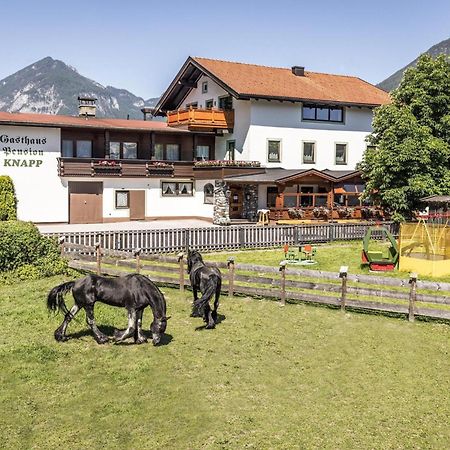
150 315 170 345
187 250 203 273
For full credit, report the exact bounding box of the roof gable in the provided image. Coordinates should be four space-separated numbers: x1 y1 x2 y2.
155 57 391 113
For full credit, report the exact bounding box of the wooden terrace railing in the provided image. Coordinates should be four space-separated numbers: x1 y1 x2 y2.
167 108 234 130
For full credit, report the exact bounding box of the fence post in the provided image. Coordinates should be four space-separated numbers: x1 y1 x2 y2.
279 261 286 306
184 229 190 254
408 273 418 322
227 257 235 297
178 252 185 293
294 226 299 246
329 223 335 242
59 237 65 258
339 266 348 311
134 248 141 273
238 227 245 248
95 241 102 275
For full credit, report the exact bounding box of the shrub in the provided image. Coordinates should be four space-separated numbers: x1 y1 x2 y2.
0 221 68 283
0 176 17 221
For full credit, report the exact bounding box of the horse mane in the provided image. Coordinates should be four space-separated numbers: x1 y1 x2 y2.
187 250 204 274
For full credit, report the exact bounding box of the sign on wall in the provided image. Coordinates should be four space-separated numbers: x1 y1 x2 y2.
0 125 68 223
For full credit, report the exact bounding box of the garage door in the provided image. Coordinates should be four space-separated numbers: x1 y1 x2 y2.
69 182 103 224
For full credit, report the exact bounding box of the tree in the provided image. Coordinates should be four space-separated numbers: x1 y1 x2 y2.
0 176 17 221
359 54 450 221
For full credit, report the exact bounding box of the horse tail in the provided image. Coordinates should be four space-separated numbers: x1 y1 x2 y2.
47 281 75 315
194 274 220 311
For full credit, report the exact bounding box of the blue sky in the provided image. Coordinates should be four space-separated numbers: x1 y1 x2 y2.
1 0 449 98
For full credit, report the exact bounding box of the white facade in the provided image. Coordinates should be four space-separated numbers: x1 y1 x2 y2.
0 125 68 222
184 75 373 170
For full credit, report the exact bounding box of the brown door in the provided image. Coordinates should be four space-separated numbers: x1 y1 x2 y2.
229 185 243 219
69 182 103 224
129 190 146 220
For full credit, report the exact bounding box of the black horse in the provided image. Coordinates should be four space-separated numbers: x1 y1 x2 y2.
47 273 168 345
187 250 222 329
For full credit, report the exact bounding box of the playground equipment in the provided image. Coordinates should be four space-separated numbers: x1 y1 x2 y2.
361 226 399 271
282 244 317 265
399 218 450 277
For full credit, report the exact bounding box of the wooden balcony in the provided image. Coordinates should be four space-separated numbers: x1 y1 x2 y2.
58 158 192 178
167 108 234 131
57 158 264 179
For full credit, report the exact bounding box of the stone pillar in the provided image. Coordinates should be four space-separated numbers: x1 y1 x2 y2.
242 184 258 222
213 181 231 225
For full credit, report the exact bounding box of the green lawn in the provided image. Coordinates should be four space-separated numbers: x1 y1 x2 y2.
202 241 450 283
1 276 449 449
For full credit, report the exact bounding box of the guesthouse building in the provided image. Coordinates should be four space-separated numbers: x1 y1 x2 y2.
0 57 390 224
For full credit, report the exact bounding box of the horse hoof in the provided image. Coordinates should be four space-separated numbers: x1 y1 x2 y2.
96 336 110 345
205 324 216 329
54 334 68 342
135 337 148 345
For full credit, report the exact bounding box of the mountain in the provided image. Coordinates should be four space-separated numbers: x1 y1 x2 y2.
0 57 159 119
378 37 450 92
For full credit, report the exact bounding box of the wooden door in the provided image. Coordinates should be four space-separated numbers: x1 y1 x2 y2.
229 186 243 219
69 182 103 224
129 190 146 220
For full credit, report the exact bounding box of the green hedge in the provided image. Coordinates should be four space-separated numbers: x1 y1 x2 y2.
0 176 17 221
0 221 68 283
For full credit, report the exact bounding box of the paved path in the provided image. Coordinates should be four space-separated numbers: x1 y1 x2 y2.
38 218 216 233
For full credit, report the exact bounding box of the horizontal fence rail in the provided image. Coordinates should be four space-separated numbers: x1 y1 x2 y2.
45 222 397 254
63 242 450 323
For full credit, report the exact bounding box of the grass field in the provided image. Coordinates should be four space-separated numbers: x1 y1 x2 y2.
1 275 449 449
202 241 450 283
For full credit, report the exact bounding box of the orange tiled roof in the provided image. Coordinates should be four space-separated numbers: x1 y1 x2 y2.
192 57 390 106
0 111 188 132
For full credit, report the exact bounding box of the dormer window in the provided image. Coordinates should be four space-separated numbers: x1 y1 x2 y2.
202 81 208 93
302 104 343 122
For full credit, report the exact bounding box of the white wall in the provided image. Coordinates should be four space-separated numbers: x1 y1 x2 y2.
183 74 229 109
0 125 68 222
100 178 214 220
242 101 373 170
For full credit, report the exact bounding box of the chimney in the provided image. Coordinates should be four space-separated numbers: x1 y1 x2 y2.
141 107 156 121
292 66 305 77
78 96 97 118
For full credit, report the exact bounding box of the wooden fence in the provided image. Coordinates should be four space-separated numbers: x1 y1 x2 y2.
46 222 397 254
62 241 450 322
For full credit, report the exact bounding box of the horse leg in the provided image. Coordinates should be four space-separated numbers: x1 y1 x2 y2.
190 286 202 317
211 283 221 324
134 309 147 344
204 302 215 329
54 304 81 342
113 309 137 343
85 304 109 344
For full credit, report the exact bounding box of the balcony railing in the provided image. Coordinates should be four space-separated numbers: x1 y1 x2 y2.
167 107 234 131
57 158 263 179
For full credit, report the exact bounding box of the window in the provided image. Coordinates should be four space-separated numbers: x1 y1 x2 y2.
218 95 233 110
115 190 129 208
61 140 73 157
162 181 194 197
166 144 180 161
76 140 92 158
226 140 236 161
267 186 278 207
205 99 214 109
123 142 137 159
186 102 198 109
335 143 347 165
154 143 164 160
202 81 208 93
302 142 315 164
153 143 180 161
267 140 281 162
195 145 210 161
204 183 214 204
109 142 138 159
109 142 120 159
302 104 343 122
